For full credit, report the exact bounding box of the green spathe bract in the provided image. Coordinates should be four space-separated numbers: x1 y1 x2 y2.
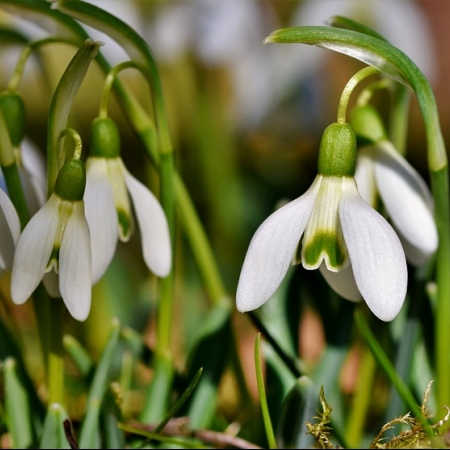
54 159 86 201
90 117 121 158
317 123 357 177
0 92 25 147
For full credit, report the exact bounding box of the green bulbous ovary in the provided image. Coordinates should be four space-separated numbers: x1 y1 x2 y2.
54 159 86 201
350 104 387 145
0 92 25 147
317 123 357 177
89 117 121 158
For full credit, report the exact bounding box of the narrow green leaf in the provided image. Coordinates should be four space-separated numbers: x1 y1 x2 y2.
78 319 121 449
4 358 35 449
255 333 277 450
184 303 232 429
63 334 94 378
101 383 125 449
155 367 203 434
39 403 70 449
47 37 102 194
329 15 388 41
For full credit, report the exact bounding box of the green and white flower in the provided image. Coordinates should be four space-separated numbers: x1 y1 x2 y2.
351 105 438 267
84 117 171 284
237 122 407 322
11 159 91 322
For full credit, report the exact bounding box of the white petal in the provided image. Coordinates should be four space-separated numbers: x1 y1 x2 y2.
20 137 47 209
373 141 438 266
59 201 91 321
11 195 60 304
43 270 61 298
340 180 407 322
236 176 321 312
354 147 377 206
319 263 362 302
122 161 172 277
85 158 119 284
0 188 21 270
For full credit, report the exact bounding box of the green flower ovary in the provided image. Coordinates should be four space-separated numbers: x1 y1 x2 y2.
317 123 357 177
90 117 121 158
54 159 86 201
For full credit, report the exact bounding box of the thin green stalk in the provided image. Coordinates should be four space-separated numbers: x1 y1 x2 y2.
48 300 65 406
337 66 380 124
355 308 433 436
255 333 277 449
346 345 376 448
389 84 410 155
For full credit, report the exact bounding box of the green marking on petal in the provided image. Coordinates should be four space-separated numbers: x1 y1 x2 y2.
302 232 348 270
117 208 132 241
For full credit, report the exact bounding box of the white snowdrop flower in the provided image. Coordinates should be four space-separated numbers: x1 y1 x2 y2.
84 117 171 284
237 123 407 322
11 159 91 321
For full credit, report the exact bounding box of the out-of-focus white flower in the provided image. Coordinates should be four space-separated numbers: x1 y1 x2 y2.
84 117 171 284
237 123 407 322
11 159 91 321
0 187 21 271
351 104 438 267
147 0 436 129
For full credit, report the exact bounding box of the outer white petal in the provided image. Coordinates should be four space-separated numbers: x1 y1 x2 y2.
0 188 21 270
373 141 438 266
20 137 47 209
340 180 407 322
236 176 322 312
354 147 377 206
85 158 119 284
11 195 60 304
319 263 362 302
59 201 91 322
121 161 172 277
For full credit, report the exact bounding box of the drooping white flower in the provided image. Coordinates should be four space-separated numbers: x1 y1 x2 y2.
0 187 21 271
84 117 171 284
11 159 91 322
351 104 438 267
236 123 407 322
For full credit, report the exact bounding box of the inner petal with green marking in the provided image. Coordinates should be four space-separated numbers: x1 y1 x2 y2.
301 176 348 271
106 158 134 241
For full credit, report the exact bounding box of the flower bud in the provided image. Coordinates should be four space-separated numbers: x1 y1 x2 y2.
350 104 387 145
317 123 357 177
89 117 120 158
54 159 86 201
0 92 25 147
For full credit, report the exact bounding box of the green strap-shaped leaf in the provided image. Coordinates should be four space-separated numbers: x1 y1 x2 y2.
4 358 35 449
78 319 121 449
39 403 71 449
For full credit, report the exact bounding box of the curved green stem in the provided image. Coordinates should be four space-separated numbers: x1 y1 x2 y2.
7 37 74 92
98 60 139 118
337 66 380 123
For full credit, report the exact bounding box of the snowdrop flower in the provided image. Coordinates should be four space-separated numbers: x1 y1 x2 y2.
237 122 407 322
0 187 21 271
11 158 91 321
351 105 438 267
84 117 171 284
0 92 46 214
